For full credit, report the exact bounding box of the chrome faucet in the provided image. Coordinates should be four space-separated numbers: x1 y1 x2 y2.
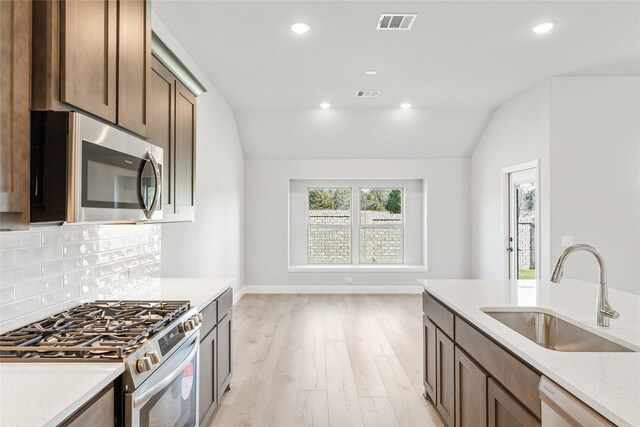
550 244 619 327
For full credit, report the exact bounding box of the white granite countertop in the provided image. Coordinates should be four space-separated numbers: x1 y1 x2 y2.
0 362 124 427
122 277 236 310
419 279 640 427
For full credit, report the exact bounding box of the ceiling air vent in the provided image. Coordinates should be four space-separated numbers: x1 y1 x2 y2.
377 14 417 30
356 90 379 97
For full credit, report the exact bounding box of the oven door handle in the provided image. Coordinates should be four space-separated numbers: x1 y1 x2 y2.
142 150 162 220
133 338 198 408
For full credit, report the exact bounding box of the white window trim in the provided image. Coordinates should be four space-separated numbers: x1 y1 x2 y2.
305 185 408 266
289 178 427 271
287 264 429 273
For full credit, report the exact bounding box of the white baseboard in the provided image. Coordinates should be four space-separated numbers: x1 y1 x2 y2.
239 285 422 294
233 285 247 304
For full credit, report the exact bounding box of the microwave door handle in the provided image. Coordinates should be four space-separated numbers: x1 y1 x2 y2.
133 336 199 408
143 150 162 219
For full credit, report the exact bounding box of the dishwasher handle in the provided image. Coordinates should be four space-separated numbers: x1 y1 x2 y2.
539 376 614 427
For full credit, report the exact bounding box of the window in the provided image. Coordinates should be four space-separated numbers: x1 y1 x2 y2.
289 179 423 268
307 188 351 264
359 188 403 264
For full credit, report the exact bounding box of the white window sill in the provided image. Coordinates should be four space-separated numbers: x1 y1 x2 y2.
288 265 429 273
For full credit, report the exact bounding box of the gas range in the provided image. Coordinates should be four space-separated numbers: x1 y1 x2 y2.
0 300 202 391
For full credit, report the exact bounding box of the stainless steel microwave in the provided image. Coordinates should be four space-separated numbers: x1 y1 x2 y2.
31 111 163 224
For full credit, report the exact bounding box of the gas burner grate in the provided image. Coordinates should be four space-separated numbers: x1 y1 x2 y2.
0 300 190 360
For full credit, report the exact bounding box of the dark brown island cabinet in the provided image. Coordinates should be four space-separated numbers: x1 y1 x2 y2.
149 57 197 222
32 0 151 138
423 291 542 427
198 288 234 425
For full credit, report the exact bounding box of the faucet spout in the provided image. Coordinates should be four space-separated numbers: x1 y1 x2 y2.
550 244 618 327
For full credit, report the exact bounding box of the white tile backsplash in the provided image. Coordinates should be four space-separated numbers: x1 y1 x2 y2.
0 224 161 333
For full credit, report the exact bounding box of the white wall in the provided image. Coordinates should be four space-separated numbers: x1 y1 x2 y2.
470 81 551 280
235 108 493 159
152 15 245 294
245 159 470 290
550 77 640 294
470 77 640 295
0 224 161 333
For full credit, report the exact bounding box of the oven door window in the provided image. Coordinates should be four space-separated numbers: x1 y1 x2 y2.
82 140 145 209
138 352 198 427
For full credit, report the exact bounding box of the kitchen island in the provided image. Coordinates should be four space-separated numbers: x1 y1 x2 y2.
419 279 640 427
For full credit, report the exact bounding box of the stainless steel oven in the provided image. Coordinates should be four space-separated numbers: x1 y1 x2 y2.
31 111 163 224
126 333 200 427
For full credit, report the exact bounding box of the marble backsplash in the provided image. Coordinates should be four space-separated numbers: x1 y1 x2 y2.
0 223 161 333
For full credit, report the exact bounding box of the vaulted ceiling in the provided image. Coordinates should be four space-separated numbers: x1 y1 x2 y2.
153 1 640 158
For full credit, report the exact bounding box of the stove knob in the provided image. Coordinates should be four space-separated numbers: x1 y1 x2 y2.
147 351 159 364
197 313 204 323
182 320 194 332
191 315 201 326
136 356 153 373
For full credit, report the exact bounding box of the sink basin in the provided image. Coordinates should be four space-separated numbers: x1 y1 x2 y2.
482 309 635 352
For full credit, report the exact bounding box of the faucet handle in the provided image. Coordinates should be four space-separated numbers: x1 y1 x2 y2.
601 301 620 319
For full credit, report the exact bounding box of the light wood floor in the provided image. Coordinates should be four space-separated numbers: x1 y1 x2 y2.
208 294 444 427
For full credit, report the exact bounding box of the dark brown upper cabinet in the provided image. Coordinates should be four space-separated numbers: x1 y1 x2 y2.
149 57 175 216
117 0 151 137
0 0 31 229
149 58 196 222
174 81 196 218
32 0 150 138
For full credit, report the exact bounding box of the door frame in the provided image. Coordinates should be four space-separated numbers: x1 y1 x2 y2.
501 160 541 280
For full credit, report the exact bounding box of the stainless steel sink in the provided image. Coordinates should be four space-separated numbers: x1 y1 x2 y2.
482 309 635 352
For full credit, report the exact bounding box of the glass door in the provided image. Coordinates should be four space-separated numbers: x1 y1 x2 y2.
508 168 537 280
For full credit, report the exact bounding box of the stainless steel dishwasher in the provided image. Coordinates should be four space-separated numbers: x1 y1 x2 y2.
538 376 614 426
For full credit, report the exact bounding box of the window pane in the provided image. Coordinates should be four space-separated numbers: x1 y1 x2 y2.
516 183 536 280
360 189 402 225
360 228 403 264
308 227 351 263
308 188 351 225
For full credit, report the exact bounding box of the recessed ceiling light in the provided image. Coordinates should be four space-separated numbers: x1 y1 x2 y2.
365 70 377 75
320 103 331 109
290 22 311 34
532 21 555 34
400 103 411 109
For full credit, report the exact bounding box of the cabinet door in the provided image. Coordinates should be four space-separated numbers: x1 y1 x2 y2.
488 379 540 427
423 314 437 401
455 347 487 427
199 326 217 425
61 0 117 123
0 0 31 228
436 329 455 427
61 385 114 427
149 57 175 217
117 0 150 137
217 311 232 397
174 81 196 218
